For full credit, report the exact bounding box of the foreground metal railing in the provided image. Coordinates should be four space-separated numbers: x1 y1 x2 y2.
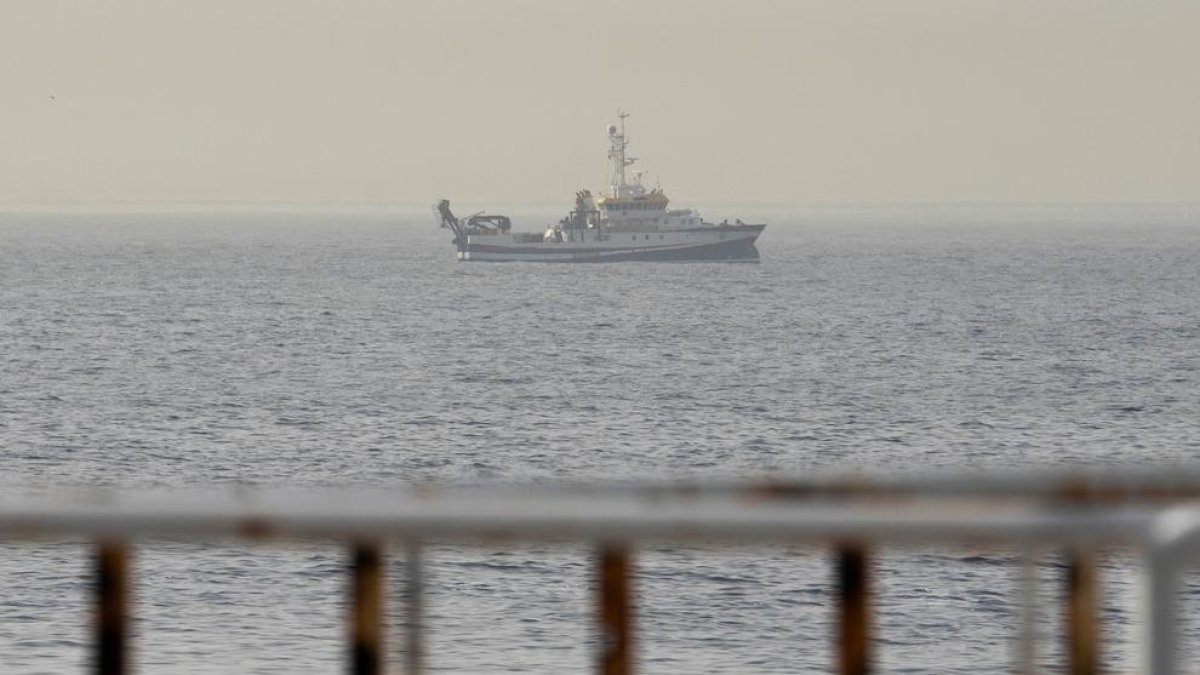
3 470 1200 674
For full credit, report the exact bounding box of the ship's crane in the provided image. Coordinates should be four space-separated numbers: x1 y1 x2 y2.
464 214 511 233
435 199 465 249
436 200 511 251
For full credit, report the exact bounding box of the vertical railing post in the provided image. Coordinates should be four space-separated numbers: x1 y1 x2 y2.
596 545 634 675
94 539 130 675
350 541 385 675
400 542 424 675
1065 549 1098 675
1058 481 1100 675
836 544 870 675
1016 549 1039 675
1143 546 1178 675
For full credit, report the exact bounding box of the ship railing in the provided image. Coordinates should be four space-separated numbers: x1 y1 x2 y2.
4 469 1200 675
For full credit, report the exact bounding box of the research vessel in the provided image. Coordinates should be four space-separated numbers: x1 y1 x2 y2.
437 113 765 262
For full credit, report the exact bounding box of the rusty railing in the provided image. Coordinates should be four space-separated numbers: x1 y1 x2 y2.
2 470 1200 674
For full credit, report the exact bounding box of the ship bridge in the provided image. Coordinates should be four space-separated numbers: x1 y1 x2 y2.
598 113 705 229
596 190 670 213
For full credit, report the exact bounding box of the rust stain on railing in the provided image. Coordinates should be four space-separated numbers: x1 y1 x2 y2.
1066 549 1099 675
350 541 384 675
597 545 634 675
94 539 130 675
836 545 870 675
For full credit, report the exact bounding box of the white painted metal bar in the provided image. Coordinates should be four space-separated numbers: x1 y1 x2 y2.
1144 548 1178 675
1142 509 1200 675
0 493 1163 545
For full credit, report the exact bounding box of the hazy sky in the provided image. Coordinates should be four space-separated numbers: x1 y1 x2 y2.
2 1 1198 206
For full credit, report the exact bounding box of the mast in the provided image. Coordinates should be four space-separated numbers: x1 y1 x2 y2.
607 111 638 198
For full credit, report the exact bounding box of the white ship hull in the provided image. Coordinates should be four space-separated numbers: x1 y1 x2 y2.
460 224 764 262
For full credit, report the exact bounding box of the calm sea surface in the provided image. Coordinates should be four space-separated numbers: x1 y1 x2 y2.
1 205 1198 673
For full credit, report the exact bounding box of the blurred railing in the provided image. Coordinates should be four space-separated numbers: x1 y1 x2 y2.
3 469 1200 675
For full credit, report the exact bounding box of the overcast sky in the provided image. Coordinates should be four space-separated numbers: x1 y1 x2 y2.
2 1 1198 206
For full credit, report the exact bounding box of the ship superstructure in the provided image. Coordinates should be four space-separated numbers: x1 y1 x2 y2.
437 113 765 262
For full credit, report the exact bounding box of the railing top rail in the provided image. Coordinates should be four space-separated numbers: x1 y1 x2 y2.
0 489 1173 546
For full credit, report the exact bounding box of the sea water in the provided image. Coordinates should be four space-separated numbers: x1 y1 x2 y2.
1 205 1198 673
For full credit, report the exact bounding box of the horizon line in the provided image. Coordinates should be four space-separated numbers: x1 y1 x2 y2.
1 199 1198 214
